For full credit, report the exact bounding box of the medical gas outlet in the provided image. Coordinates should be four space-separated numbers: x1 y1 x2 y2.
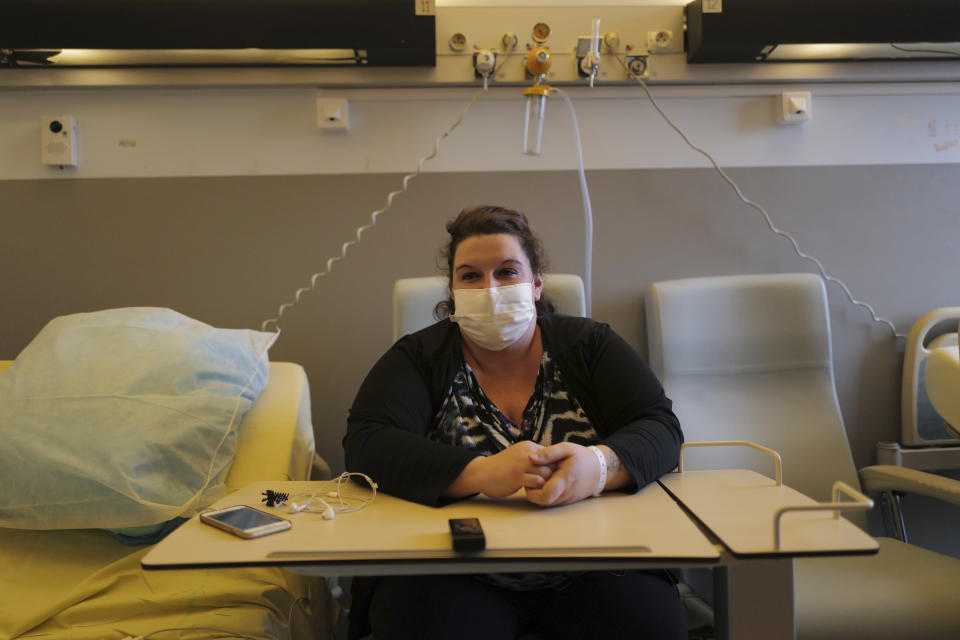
577 41 600 81
626 55 649 77
575 19 602 87
473 50 496 77
525 45 552 79
473 48 498 90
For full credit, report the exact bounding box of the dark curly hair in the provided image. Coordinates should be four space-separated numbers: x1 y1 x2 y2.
435 205 554 319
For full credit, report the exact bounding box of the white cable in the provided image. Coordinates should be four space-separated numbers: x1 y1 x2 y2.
287 594 309 632
286 472 378 517
890 43 960 58
553 88 594 316
138 627 262 640
260 88 487 333
618 57 905 340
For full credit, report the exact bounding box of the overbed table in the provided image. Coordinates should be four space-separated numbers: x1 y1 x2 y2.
144 469 877 640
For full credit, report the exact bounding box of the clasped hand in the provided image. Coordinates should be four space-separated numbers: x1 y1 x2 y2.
480 440 602 507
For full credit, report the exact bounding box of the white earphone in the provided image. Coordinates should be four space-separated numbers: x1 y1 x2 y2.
280 472 377 520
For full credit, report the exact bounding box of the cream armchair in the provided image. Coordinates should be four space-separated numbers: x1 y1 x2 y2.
924 321 960 438
645 273 960 640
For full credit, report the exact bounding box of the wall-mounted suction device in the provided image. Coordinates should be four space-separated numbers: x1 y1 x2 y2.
522 46 552 155
576 19 602 87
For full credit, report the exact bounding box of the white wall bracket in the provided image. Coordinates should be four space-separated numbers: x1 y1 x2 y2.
778 91 812 125
317 96 350 131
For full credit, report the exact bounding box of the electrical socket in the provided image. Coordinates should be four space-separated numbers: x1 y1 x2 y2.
647 30 673 54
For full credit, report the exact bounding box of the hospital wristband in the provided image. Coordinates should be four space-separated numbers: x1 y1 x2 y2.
588 445 607 497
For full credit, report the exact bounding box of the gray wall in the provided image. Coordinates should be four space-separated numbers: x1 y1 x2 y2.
2 165 958 554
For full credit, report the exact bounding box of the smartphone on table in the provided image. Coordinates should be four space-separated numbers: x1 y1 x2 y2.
200 505 291 539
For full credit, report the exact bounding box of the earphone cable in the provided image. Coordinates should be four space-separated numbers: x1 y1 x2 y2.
287 472 378 515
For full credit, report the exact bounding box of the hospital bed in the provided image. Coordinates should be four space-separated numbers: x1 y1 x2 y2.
0 359 337 640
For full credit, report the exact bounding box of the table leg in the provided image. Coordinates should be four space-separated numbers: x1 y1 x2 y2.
714 557 795 640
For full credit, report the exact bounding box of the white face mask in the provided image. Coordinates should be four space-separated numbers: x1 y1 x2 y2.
450 282 537 351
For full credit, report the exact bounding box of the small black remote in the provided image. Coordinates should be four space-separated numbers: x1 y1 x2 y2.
449 517 486 552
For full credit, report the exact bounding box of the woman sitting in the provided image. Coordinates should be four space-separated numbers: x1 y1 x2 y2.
344 205 686 640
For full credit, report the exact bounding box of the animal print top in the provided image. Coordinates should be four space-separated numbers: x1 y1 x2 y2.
429 350 599 454
429 349 599 591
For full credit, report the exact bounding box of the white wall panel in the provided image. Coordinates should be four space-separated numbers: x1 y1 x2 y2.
2 84 960 181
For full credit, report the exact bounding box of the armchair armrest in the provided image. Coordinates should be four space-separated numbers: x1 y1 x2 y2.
859 464 960 508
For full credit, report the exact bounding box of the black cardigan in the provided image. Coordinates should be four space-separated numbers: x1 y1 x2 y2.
343 313 683 506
